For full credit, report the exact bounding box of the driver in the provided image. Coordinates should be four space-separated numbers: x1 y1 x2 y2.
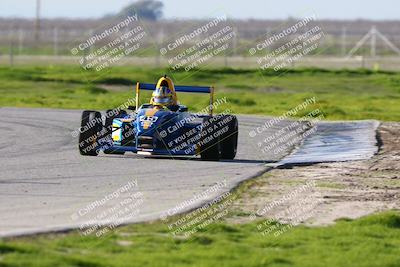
150 86 179 111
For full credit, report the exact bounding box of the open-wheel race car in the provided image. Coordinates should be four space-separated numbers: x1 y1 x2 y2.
78 76 238 161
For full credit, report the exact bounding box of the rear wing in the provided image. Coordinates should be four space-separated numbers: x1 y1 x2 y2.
135 82 215 115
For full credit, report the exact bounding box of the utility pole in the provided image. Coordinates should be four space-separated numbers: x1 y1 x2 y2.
35 0 41 42
9 41 14 66
53 27 59 56
233 27 238 57
18 28 24 54
341 26 347 56
8 26 15 66
370 26 376 57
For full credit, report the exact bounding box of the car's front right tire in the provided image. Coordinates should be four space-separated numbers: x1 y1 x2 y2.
199 117 220 161
219 115 238 160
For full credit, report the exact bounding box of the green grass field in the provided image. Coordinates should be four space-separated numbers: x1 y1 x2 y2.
0 65 399 121
1 211 399 267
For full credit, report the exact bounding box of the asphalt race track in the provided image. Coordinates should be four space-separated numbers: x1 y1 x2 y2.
0 108 379 237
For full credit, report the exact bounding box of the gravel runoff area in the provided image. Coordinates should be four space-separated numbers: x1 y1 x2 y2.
229 122 399 226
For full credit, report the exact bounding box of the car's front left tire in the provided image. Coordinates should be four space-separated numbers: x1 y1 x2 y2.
78 110 102 156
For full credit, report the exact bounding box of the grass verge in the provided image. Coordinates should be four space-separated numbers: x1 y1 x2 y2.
0 65 399 121
0 211 399 267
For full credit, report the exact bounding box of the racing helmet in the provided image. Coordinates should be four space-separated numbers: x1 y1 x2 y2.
150 86 174 106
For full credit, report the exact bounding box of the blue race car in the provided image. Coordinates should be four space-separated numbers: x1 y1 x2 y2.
78 76 238 161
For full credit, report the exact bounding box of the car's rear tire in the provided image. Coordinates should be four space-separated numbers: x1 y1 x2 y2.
78 110 102 156
103 109 125 155
199 117 220 161
219 115 238 160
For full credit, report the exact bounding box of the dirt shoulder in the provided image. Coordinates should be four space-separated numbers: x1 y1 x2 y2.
228 122 400 226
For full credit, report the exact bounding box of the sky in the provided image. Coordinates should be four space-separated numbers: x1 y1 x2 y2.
0 0 398 20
